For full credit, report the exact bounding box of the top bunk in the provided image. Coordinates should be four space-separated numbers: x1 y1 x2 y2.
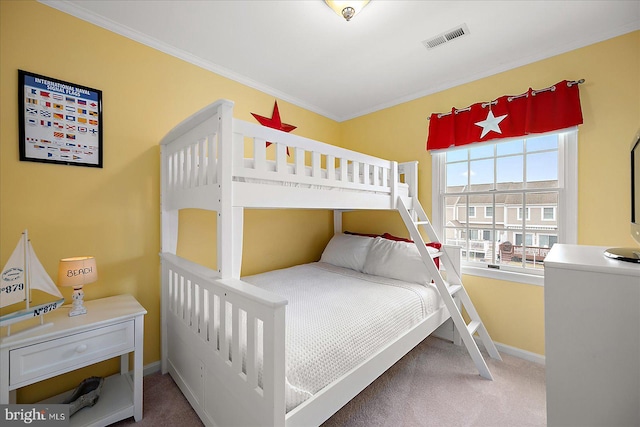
160 99 417 212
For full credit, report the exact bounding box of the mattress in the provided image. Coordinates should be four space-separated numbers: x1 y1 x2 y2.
241 262 442 412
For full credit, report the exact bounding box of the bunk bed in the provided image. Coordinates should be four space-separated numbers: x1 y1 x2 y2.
159 99 497 427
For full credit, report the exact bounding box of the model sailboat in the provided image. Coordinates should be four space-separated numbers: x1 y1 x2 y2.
0 230 65 336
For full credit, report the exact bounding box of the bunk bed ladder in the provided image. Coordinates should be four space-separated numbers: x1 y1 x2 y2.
397 197 502 380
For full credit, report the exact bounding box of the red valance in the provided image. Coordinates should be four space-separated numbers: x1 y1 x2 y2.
426 80 584 151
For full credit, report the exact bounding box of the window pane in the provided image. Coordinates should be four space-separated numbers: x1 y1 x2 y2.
470 158 493 186
497 139 523 156
527 134 558 152
485 206 493 217
443 227 465 250
526 192 558 229
496 155 523 190
469 144 493 159
444 196 465 226
446 149 467 163
498 239 521 267
465 227 487 262
502 193 523 227
494 199 504 224
527 151 558 182
446 162 468 189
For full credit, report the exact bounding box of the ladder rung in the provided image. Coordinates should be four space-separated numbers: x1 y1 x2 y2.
430 251 442 258
447 284 462 296
415 220 430 225
467 320 481 336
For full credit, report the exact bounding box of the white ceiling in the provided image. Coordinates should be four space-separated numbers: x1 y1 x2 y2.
42 0 640 122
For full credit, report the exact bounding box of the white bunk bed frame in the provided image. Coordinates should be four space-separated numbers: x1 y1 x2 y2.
160 99 498 427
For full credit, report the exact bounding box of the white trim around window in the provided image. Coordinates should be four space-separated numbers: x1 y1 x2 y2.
485 206 494 217
542 206 556 221
431 128 578 286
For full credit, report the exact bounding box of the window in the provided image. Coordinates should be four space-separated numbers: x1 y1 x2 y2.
517 207 530 220
542 207 556 220
432 130 578 285
515 233 533 246
485 206 493 217
539 234 558 248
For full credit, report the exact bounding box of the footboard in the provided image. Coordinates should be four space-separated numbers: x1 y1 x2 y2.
161 253 288 426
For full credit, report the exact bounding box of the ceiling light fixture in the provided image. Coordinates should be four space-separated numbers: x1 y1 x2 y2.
325 0 370 22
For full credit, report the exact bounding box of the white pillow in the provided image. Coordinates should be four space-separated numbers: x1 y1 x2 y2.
362 237 438 285
320 233 374 272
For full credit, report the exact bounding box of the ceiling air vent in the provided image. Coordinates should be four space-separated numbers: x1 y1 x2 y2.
422 24 470 50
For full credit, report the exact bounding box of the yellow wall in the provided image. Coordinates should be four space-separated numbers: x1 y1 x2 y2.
342 31 640 354
1 0 638 401
0 0 337 402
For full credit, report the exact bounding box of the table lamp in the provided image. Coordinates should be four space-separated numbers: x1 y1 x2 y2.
58 256 97 317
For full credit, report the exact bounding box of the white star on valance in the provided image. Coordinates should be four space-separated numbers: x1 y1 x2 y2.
475 110 508 138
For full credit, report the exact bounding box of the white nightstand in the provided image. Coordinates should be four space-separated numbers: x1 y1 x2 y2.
0 294 147 426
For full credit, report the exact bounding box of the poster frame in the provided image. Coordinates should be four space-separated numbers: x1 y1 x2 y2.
18 70 103 168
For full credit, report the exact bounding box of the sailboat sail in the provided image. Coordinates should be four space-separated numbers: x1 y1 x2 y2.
27 239 63 299
1 231 65 335
1 232 63 309
1 234 28 308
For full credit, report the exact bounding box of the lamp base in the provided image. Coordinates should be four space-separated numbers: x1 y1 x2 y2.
69 287 87 317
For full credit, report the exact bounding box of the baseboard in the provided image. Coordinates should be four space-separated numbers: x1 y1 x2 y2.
143 361 162 376
475 337 546 365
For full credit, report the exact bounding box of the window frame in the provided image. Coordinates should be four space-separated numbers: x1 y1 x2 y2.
538 233 558 248
485 206 494 218
431 128 578 286
517 207 530 221
542 206 556 221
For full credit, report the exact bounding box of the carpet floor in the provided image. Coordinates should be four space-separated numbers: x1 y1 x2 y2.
111 336 546 427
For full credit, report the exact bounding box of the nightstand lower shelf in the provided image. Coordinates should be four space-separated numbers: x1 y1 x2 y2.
41 373 135 427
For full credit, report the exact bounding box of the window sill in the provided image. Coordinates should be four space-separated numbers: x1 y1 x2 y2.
461 265 545 286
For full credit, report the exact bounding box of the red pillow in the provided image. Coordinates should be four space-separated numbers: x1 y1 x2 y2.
344 231 380 238
381 232 412 242
382 233 441 269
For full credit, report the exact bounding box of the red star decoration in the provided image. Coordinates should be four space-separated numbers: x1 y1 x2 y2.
251 101 297 150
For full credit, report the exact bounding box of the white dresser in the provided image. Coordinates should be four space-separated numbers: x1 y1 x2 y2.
0 294 146 426
544 244 640 427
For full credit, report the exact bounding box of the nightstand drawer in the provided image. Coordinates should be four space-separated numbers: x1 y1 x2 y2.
9 320 134 387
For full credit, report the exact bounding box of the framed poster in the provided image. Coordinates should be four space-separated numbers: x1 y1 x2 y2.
18 70 103 168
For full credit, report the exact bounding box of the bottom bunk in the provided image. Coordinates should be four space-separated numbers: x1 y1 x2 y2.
160 233 457 427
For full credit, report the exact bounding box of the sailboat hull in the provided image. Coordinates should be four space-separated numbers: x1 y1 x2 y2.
0 298 65 327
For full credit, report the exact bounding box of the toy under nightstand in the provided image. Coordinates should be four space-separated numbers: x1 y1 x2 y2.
0 294 146 426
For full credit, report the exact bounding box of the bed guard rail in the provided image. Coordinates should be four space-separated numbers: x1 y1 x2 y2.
160 252 288 425
232 119 397 194
160 99 403 212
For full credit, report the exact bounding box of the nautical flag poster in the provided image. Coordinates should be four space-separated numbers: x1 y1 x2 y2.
18 70 103 168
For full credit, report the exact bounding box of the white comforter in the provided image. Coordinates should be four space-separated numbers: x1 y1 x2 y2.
242 262 442 412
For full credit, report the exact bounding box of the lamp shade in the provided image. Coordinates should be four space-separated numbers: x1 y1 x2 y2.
58 256 97 288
